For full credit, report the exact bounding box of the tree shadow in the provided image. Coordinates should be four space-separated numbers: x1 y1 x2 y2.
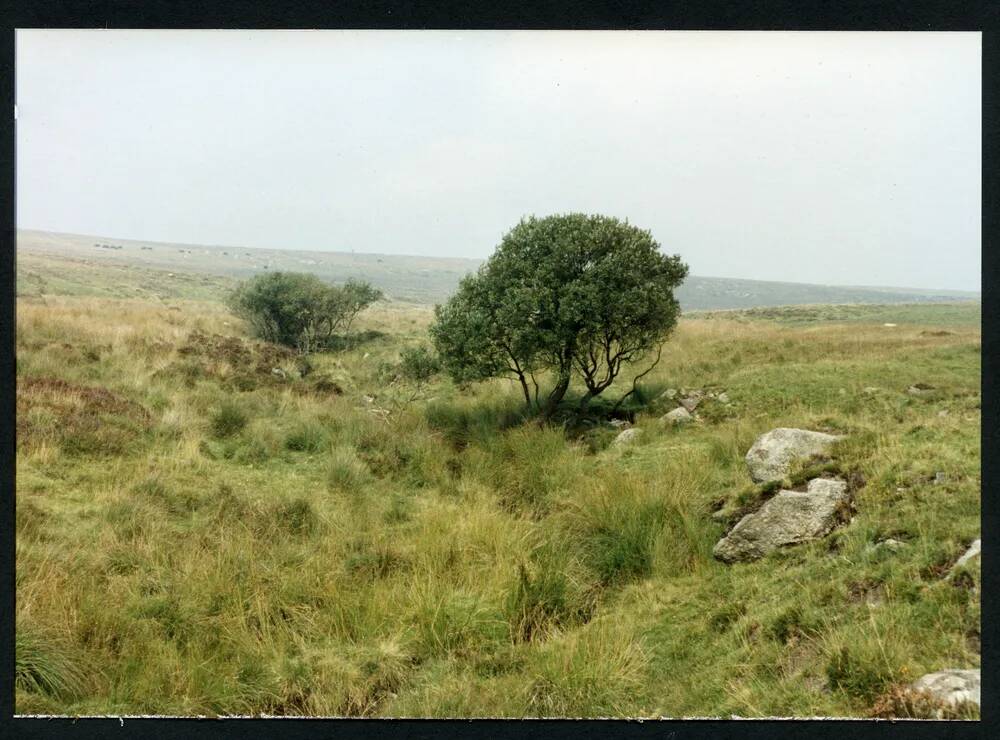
425 380 672 449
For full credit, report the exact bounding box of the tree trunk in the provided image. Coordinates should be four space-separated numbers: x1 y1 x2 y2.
516 371 532 408
542 372 571 420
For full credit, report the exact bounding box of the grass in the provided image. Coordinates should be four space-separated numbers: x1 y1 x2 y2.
15 291 980 718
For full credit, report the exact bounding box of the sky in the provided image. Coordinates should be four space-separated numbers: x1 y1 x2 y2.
16 30 981 291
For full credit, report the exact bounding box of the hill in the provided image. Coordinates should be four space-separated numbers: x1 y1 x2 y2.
17 229 980 310
15 294 980 718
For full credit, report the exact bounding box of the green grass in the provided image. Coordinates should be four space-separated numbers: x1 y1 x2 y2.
689 301 981 327
15 294 980 718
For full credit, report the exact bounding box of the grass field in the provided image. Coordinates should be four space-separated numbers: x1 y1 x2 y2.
15 278 980 717
18 229 980 309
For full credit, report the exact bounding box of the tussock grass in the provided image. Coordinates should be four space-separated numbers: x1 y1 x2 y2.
15 295 979 717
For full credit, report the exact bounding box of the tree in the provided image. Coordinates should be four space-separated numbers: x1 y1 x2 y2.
430 214 688 417
227 272 383 353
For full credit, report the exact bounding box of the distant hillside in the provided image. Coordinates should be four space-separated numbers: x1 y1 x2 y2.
17 229 980 310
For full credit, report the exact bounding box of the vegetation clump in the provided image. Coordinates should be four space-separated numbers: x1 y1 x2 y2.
227 271 382 352
431 214 688 417
210 401 248 438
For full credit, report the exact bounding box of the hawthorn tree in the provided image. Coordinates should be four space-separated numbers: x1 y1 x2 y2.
227 272 383 353
430 213 688 418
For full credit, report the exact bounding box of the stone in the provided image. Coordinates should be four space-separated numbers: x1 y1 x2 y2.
612 428 643 447
933 472 948 485
744 428 844 483
680 397 701 413
717 392 730 404
875 538 906 553
952 539 981 571
660 388 678 400
938 409 950 418
907 383 935 396
662 407 693 425
271 367 287 379
862 387 880 395
608 419 630 429
910 669 980 710
712 478 851 563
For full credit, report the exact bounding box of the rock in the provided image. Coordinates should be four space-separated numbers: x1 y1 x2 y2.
661 388 678 400
907 383 935 396
933 472 948 485
862 387 880 395
363 352 370 359
744 428 844 483
875 538 906 553
717 392 730 404
608 419 630 429
679 397 700 413
952 539 981 571
612 428 643 447
712 478 850 563
662 407 693 425
910 669 980 710
271 367 287 379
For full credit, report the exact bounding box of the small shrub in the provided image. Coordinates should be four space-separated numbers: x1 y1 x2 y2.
505 563 589 643
398 346 441 384
275 498 318 536
16 627 86 699
210 402 248 438
284 421 329 453
412 591 507 661
825 645 898 702
328 447 374 493
525 619 650 717
131 595 190 642
709 602 747 632
383 494 413 524
769 606 818 643
584 501 666 586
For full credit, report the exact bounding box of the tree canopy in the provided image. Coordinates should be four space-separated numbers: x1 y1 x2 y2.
227 272 383 353
430 213 688 416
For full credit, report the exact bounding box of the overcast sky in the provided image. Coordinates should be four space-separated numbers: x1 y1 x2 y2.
16 30 980 290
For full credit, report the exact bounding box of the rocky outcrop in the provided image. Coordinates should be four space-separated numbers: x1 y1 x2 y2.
713 478 851 563
662 407 693 425
744 428 843 483
679 396 701 413
911 669 980 710
951 539 981 572
612 428 642 447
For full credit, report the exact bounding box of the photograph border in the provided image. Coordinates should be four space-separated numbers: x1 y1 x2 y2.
0 2 994 737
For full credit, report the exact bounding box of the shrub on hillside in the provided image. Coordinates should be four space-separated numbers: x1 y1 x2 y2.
430 213 688 418
16 626 86 700
398 346 442 384
226 272 382 353
210 402 248 438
